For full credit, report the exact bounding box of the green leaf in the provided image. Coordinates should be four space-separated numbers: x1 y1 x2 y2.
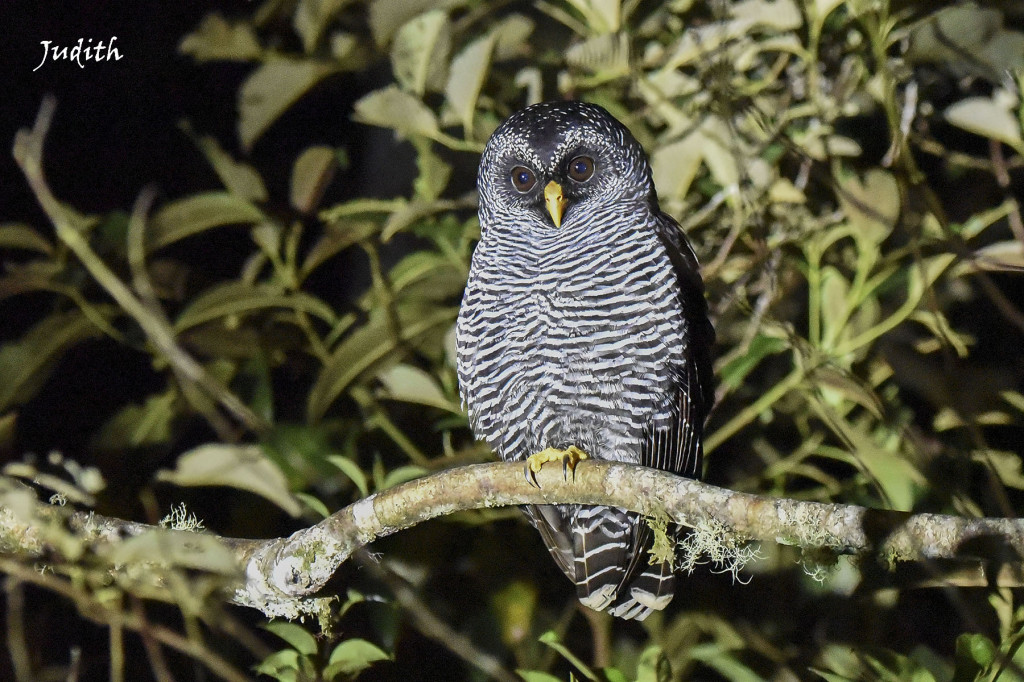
954 202 1017 239
183 126 268 202
836 168 900 247
719 335 788 390
368 0 463 46
0 262 57 302
239 354 275 423
294 0 355 52
91 391 178 451
238 59 338 151
563 0 621 34
307 304 457 420
157 444 303 516
173 281 336 333
321 197 408 223
255 649 302 677
635 645 671 682
178 13 262 62
819 266 850 347
538 630 600 681
1004 390 1024 414
148 191 266 252
812 0 844 28
380 464 428 490
0 413 15 452
0 310 105 413
945 94 1024 152
846 422 924 511
971 450 1024 490
264 621 319 657
295 492 331 518
955 633 994 677
966 240 1024 273
411 139 452 202
302 220 380 277
386 250 466 298
391 9 451 96
337 589 368 619
326 454 371 497
812 644 861 681
812 366 883 419
491 581 536 647
291 145 338 214
697 116 739 188
566 32 629 77
652 133 705 202
516 672 563 682
444 33 497 138
353 85 440 139
906 5 1024 79
376 363 460 412
731 0 802 31
324 638 390 679
380 199 464 243
106 530 240 575
492 14 534 61
0 223 53 254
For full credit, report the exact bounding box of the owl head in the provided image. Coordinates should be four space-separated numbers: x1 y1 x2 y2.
476 101 654 236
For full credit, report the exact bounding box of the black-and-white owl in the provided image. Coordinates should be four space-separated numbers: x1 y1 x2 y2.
456 101 714 620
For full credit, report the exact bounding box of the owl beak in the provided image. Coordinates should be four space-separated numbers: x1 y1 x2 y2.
544 181 569 228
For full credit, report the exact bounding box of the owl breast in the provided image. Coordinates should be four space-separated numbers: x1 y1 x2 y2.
456 216 686 465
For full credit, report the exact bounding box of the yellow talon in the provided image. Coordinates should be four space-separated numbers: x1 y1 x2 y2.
524 446 590 487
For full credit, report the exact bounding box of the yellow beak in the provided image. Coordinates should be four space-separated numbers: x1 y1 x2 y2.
544 181 569 228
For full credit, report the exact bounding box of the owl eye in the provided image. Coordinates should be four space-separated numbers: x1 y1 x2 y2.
510 166 537 192
567 156 595 182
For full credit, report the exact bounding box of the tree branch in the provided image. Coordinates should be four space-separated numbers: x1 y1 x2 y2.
4 460 1024 619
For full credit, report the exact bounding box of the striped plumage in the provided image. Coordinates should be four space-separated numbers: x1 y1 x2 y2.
456 101 714 620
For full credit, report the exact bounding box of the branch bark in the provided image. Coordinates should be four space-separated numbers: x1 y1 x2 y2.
3 460 1024 619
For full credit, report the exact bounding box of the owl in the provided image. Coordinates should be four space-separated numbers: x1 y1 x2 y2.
456 101 714 620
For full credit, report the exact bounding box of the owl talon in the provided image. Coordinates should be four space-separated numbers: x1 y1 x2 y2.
524 446 589 488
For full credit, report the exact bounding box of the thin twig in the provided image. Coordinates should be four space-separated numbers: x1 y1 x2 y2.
5 579 32 682
12 96 267 437
989 138 1024 245
0 560 252 682
110 608 125 682
354 550 521 682
131 598 177 682
580 606 612 669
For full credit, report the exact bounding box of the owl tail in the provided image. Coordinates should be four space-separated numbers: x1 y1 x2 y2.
570 506 675 621
605 559 675 620
527 504 676 620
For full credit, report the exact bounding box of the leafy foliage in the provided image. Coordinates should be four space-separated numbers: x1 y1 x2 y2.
2 0 1024 680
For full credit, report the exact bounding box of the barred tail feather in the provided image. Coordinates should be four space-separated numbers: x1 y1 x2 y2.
572 506 631 612
571 506 675 620
606 559 675 621
525 504 678 621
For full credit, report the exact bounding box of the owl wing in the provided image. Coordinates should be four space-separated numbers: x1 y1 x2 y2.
648 211 716 479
